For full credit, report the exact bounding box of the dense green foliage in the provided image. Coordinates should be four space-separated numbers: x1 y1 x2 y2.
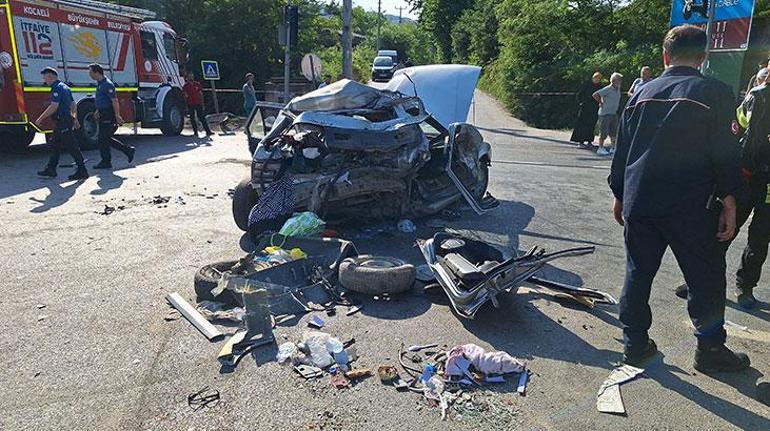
111 1 432 89
410 0 770 128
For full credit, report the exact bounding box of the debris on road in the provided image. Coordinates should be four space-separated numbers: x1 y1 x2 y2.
345 368 372 380
308 316 325 329
419 232 610 319
166 292 223 341
339 255 416 295
196 300 245 322
295 364 324 380
377 365 399 383
279 212 326 237
187 386 221 411
596 364 645 415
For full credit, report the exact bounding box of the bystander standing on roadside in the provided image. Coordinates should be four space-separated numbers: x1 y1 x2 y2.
593 72 623 156
36 67 88 180
609 25 749 373
183 72 213 139
243 73 257 116
89 63 135 170
627 66 653 97
570 72 603 148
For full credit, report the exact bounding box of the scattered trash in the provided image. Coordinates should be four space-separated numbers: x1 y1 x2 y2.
345 368 372 380
330 371 351 389
166 292 223 341
597 364 645 415
377 365 398 382
37 315 47 322
163 309 180 321
295 364 324 379
36 304 46 309
725 320 750 332
407 343 439 352
187 387 221 411
516 371 528 395
150 195 171 206
279 212 326 237
196 300 245 322
446 344 525 376
397 219 416 233
308 316 325 329
304 331 335 368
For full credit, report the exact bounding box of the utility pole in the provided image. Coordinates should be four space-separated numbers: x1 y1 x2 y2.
396 6 405 24
701 0 716 75
342 0 353 78
283 3 291 102
376 0 382 51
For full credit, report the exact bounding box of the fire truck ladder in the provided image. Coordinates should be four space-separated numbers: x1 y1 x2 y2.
51 0 156 20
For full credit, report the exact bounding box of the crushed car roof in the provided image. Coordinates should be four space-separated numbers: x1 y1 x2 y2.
285 65 482 128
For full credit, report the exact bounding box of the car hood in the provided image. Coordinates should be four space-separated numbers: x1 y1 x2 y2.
386 64 481 128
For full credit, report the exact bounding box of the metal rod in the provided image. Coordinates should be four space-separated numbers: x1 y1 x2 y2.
166 292 223 341
701 0 717 74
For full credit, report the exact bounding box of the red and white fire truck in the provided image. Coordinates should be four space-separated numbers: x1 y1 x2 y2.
0 0 188 151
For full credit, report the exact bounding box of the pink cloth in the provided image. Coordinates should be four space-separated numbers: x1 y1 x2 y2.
445 344 524 376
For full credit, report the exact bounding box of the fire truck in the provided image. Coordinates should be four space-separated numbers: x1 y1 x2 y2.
0 0 188 151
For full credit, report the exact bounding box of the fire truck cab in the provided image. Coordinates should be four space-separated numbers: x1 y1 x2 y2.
0 0 188 151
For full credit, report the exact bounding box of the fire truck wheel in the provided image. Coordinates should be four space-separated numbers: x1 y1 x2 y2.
76 102 99 150
0 125 35 153
161 96 185 136
232 178 257 232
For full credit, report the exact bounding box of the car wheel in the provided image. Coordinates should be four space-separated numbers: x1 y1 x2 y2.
339 255 416 295
161 96 184 136
232 178 257 231
194 260 240 303
0 125 35 153
77 102 99 150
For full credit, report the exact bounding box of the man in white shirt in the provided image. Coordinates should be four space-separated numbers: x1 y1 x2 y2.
593 72 623 156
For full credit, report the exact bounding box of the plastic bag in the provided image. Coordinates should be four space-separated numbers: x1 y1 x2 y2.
279 212 326 237
302 331 333 368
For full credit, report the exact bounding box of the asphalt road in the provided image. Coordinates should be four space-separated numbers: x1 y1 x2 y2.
1 91 769 431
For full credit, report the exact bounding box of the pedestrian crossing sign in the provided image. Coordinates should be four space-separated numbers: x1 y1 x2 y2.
201 60 220 80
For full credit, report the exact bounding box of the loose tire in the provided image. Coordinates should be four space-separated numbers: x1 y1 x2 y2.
232 178 257 232
194 260 239 303
339 255 416 295
160 96 184 136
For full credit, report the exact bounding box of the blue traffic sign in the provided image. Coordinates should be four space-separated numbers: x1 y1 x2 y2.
670 0 755 26
201 60 220 80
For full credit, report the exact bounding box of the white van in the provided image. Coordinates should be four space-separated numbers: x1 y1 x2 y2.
377 50 398 64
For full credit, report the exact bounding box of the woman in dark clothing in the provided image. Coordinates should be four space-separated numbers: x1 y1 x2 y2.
570 72 603 146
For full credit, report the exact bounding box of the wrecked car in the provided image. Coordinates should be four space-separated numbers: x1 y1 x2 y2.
419 233 618 319
231 65 499 231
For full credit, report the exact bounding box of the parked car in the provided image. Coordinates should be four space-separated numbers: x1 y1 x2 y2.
371 56 396 82
377 49 398 64
232 65 498 232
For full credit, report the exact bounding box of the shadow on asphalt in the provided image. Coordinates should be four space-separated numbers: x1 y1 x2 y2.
0 134 214 208
645 356 770 430
726 298 770 324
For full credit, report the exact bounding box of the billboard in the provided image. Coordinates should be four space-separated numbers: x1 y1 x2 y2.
670 0 756 51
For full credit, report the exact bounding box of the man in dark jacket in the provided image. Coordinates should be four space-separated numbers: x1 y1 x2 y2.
608 25 750 373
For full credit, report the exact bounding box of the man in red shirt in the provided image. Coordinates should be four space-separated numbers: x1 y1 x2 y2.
183 72 213 137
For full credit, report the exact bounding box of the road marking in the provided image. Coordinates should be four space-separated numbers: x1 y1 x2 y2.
493 159 611 170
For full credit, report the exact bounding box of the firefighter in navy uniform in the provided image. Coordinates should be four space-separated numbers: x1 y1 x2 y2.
88 63 135 169
608 25 750 373
36 67 88 180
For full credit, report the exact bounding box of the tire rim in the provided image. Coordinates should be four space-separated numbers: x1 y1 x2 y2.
360 258 399 268
83 112 98 143
170 106 183 130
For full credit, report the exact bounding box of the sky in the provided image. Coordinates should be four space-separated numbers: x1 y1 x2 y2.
354 0 419 20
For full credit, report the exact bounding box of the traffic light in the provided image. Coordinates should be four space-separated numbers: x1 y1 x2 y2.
286 5 299 47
